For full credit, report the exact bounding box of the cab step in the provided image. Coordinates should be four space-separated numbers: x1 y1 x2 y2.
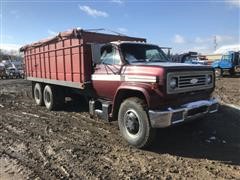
89 99 112 122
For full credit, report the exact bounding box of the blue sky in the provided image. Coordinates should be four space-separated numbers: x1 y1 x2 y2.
0 0 239 54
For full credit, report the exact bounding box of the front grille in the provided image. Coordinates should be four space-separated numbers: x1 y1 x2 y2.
167 71 214 94
178 75 206 88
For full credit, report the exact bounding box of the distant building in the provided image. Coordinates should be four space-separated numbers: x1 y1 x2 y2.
204 54 222 62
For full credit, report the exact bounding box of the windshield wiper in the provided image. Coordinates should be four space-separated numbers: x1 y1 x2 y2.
148 60 167 62
129 59 146 63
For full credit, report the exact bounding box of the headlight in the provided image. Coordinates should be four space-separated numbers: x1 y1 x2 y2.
206 75 212 84
170 77 177 89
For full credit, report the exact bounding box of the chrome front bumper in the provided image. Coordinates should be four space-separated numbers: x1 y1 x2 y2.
149 98 219 128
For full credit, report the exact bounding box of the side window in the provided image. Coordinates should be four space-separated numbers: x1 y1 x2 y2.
100 46 114 64
100 45 121 65
114 51 121 65
91 43 105 64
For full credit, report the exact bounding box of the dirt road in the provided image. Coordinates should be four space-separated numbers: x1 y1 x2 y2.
0 78 240 179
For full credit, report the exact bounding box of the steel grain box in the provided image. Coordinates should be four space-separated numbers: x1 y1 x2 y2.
21 29 146 89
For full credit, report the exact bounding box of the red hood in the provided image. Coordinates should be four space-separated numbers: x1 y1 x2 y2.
121 62 213 80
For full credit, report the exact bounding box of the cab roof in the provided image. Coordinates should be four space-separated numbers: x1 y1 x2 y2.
110 41 155 46
20 28 146 52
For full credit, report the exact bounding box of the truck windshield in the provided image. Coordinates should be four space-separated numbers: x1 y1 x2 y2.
222 55 232 62
120 43 168 64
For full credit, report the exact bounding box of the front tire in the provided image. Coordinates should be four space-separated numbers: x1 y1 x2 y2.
118 97 155 149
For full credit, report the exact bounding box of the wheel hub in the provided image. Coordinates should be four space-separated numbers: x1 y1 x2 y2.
124 110 139 135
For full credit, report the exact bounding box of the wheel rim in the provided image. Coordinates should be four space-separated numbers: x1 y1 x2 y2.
124 109 140 135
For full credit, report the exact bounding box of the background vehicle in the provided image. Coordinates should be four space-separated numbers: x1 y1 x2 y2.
0 63 7 79
5 67 21 79
171 52 208 65
212 51 240 77
0 60 24 79
18 68 25 78
20 29 218 148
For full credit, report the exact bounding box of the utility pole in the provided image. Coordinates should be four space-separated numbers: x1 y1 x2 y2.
214 35 217 51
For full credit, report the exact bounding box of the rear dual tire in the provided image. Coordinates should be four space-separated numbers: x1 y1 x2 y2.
33 83 64 110
43 85 65 110
43 85 55 110
33 83 44 106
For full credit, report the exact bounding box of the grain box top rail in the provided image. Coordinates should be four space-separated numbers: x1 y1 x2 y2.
20 28 146 52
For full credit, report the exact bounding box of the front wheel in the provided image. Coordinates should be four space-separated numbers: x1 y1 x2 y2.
118 97 156 149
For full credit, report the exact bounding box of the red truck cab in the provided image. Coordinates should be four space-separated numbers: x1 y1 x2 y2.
21 29 218 148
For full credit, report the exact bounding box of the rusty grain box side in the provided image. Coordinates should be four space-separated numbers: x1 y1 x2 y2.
22 29 146 88
23 36 87 88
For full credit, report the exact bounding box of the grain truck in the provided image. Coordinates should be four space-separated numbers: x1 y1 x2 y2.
20 29 219 148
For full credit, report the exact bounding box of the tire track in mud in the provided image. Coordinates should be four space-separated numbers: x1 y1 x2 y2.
0 154 33 180
0 117 62 179
0 97 123 179
0 96 168 179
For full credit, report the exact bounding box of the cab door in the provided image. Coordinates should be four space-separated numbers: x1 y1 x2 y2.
92 44 122 100
234 52 240 73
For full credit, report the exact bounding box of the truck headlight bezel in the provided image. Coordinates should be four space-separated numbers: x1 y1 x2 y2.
169 77 178 89
206 74 212 84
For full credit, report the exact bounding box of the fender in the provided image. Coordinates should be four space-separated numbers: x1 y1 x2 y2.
111 82 161 120
211 60 220 68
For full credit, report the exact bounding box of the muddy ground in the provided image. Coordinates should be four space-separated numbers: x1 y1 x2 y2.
214 75 240 106
0 77 240 179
